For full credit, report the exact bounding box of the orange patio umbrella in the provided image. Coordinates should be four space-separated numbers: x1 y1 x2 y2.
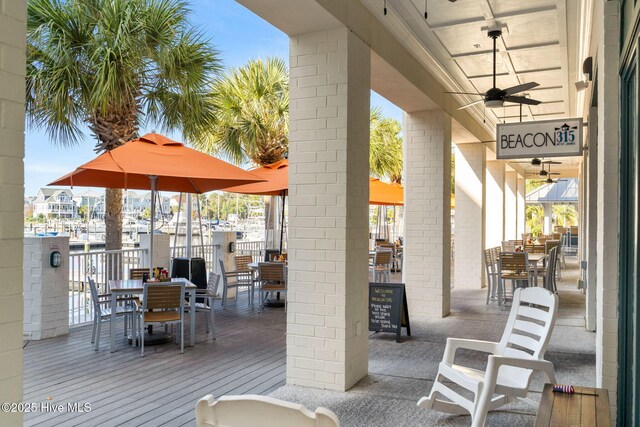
222 159 404 205
51 133 263 193
368 177 404 206
50 133 264 264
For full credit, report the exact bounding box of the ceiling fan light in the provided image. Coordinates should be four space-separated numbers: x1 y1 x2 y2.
485 99 504 108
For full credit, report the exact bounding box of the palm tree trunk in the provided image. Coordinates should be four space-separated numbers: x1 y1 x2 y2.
105 188 123 251
88 107 138 253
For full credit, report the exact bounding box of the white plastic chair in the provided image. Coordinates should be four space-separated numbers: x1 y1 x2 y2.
195 394 340 427
418 287 559 427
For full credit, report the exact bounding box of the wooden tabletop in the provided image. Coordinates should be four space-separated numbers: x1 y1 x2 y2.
534 383 611 427
109 278 196 291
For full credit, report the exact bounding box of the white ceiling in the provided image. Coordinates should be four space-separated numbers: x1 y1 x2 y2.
362 0 582 177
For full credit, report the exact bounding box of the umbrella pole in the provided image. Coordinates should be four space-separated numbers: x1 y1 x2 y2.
149 175 157 269
186 194 192 259
279 191 286 253
173 193 184 259
196 195 205 262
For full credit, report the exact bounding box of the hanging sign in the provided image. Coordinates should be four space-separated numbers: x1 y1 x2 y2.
496 118 583 159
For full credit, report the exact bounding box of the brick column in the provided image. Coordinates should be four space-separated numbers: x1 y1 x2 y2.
23 236 70 340
585 107 598 332
454 144 485 289
287 27 370 391
402 110 451 318
0 1 26 425
504 171 517 240
485 161 505 249
516 175 526 238
595 1 620 419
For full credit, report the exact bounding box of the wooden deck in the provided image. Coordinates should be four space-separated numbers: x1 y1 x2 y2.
23 293 286 426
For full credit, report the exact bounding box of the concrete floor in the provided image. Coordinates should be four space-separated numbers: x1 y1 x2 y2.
270 257 593 426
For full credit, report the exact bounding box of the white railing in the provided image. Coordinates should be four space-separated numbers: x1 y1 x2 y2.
68 248 146 326
236 241 265 261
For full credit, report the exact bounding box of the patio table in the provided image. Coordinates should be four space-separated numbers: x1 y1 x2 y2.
107 278 197 353
248 262 287 307
527 253 547 286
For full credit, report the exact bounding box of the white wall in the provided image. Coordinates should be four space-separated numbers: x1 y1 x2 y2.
0 1 26 425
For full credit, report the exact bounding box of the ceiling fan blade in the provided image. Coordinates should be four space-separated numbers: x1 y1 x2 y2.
457 99 485 110
503 95 541 105
504 82 540 95
444 91 484 95
540 160 562 164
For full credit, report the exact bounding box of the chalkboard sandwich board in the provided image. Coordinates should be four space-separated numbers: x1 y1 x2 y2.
368 282 411 343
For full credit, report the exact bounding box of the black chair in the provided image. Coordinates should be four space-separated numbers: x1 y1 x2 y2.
264 249 280 262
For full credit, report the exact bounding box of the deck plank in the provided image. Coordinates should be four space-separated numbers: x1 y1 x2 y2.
24 293 286 427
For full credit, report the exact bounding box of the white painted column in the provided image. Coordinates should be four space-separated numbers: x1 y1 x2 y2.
454 144 485 289
516 175 526 238
585 107 598 332
595 1 620 419
504 171 517 240
287 27 370 391
23 237 70 340
0 2 26 425
402 110 451 318
543 203 552 235
485 161 505 249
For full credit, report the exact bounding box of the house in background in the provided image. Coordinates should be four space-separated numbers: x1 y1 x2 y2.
32 188 76 219
72 189 104 219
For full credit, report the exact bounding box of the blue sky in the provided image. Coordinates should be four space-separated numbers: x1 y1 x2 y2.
24 0 402 196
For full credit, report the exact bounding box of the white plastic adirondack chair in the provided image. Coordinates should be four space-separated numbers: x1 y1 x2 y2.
195 394 340 427
417 287 559 427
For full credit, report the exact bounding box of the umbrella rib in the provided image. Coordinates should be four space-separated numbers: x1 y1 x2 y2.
107 151 129 189
188 177 201 194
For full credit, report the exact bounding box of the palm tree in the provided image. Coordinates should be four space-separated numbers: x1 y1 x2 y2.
196 59 404 182
27 0 220 250
196 57 289 166
370 106 403 183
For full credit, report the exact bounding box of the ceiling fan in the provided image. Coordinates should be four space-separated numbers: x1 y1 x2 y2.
532 177 567 184
524 164 561 178
514 158 562 166
446 29 542 110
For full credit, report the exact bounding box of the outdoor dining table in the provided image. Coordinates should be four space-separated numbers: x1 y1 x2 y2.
107 277 197 353
248 262 287 307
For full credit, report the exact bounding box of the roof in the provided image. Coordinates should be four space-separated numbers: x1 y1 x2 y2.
526 178 578 203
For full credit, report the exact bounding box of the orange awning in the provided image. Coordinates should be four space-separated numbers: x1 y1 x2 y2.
49 133 264 193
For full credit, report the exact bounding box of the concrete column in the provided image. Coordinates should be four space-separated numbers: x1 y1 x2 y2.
585 107 598 332
0 2 26 425
595 1 620 419
454 144 485 289
485 161 505 249
516 175 526 238
543 203 552 235
139 234 170 272
504 171 517 240
287 27 370 391
23 236 70 340
402 110 451 318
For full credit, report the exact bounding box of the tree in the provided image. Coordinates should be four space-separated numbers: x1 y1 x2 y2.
77 205 88 220
196 58 404 182
196 57 289 166
27 0 220 250
369 107 403 183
